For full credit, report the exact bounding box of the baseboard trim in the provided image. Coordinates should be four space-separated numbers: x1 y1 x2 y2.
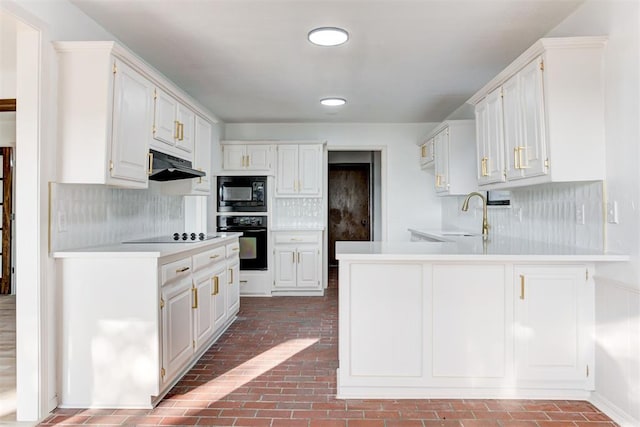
590 392 639 427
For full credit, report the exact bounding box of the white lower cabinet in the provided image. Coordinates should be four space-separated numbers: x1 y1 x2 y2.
432 265 507 382
226 251 240 316
273 231 322 293
337 260 595 399
55 237 241 408
160 272 195 384
514 265 594 389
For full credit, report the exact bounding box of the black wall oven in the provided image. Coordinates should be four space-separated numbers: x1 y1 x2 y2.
217 176 267 212
217 215 268 271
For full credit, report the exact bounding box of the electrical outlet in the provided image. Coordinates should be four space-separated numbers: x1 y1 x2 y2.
607 201 619 224
58 211 67 232
576 204 585 225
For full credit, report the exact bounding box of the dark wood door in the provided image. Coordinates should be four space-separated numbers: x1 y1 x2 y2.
328 164 371 265
0 147 12 294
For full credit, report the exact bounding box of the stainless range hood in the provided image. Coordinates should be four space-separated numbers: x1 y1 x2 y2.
148 149 205 182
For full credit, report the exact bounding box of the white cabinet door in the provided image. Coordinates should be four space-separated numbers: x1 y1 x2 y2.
152 88 178 148
193 272 214 351
297 246 319 288
246 145 271 170
161 277 194 384
176 103 195 156
212 264 228 331
433 129 449 193
502 73 523 181
476 88 505 185
518 57 547 178
226 258 240 317
193 116 212 194
274 247 297 288
515 266 591 385
223 145 246 170
276 145 299 195
298 144 322 196
110 59 153 184
432 265 507 379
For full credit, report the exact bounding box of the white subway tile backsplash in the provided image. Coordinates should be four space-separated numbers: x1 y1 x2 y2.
442 182 604 250
51 183 184 251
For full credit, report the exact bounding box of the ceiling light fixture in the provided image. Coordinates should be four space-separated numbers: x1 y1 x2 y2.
320 98 346 106
308 27 349 46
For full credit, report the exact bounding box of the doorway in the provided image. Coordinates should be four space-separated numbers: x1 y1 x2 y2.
327 150 382 268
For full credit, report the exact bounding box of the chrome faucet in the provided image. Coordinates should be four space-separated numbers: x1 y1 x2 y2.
461 192 490 239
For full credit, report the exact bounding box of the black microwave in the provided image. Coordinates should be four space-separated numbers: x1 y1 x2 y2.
217 176 267 212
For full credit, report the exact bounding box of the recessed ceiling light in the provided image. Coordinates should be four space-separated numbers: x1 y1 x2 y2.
308 27 349 46
320 98 346 106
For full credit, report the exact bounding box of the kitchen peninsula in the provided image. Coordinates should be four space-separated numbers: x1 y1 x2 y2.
335 237 627 400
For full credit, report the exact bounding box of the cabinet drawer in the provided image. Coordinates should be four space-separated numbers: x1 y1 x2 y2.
192 246 226 272
274 232 319 244
161 257 192 285
226 241 240 258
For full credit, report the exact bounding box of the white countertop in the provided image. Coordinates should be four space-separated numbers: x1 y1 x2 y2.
271 226 325 231
52 232 242 259
336 235 628 262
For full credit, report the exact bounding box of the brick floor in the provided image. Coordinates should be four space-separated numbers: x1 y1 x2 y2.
40 268 617 426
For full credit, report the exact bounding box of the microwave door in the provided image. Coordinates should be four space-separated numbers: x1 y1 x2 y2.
222 186 252 202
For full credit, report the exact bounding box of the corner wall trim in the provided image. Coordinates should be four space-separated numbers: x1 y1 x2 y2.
590 392 639 427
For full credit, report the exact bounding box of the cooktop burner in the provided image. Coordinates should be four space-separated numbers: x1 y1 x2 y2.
123 232 221 244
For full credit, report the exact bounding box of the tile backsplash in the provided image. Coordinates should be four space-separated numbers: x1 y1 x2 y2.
273 198 324 228
50 183 184 251
442 181 604 250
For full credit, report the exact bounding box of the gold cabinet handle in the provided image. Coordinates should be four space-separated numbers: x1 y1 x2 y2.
179 122 184 141
192 285 198 309
211 276 219 295
514 147 520 170
210 254 221 260
246 155 250 168
176 266 190 273
148 152 154 176
174 120 180 140
517 146 530 169
519 274 525 300
229 268 233 284
481 157 489 177
421 145 426 158
292 252 295 263
232 247 239 252
297 252 300 263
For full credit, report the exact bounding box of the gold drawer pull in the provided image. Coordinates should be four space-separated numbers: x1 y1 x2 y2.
211 276 219 295
210 254 221 259
176 266 190 273
147 152 154 176
520 275 525 300
192 285 198 309
231 247 239 252
174 121 180 140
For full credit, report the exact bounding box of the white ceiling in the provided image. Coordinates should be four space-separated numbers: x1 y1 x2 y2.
69 0 584 123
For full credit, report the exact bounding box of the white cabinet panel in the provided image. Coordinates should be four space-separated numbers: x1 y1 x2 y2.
273 231 322 292
432 264 506 378
212 264 228 331
226 257 240 316
427 121 476 195
176 103 195 155
276 143 322 197
518 57 547 178
475 89 505 185
111 59 154 185
221 143 272 172
161 277 194 383
515 266 591 385
193 271 214 350
349 263 424 378
297 247 319 287
420 138 434 168
192 116 212 194
274 247 297 288
434 130 449 193
152 88 178 147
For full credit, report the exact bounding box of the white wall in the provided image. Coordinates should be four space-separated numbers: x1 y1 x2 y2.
0 11 17 98
546 2 640 425
224 123 440 241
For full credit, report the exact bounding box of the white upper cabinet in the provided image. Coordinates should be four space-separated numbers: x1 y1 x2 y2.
152 87 195 160
468 37 607 189
475 88 506 185
275 143 323 197
427 120 477 196
110 59 155 185
221 142 273 173
56 44 154 188
55 41 217 189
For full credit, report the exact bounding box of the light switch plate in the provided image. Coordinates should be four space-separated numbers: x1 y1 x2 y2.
606 201 619 224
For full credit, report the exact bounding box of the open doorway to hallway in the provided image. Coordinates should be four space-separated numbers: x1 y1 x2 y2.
327 150 381 271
